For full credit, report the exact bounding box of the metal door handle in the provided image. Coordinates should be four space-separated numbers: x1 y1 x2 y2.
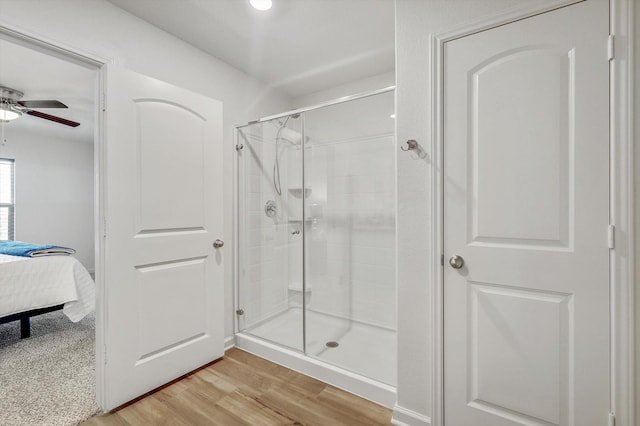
449 255 464 269
213 239 224 248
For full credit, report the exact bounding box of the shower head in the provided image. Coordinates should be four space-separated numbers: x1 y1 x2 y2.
271 118 302 145
278 127 302 145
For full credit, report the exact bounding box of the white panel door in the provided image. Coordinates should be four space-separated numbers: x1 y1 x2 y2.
103 66 224 410
443 1 609 425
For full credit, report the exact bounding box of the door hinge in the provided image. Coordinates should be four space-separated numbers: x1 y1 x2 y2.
101 92 106 112
608 412 615 426
441 254 444 266
607 34 614 61
608 224 615 249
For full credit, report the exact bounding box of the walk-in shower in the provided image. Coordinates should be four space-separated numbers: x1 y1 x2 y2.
234 87 396 406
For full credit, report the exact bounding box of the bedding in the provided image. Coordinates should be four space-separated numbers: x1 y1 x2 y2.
0 253 95 322
0 240 76 257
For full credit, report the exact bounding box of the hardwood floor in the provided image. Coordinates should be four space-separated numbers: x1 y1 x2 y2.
82 348 393 426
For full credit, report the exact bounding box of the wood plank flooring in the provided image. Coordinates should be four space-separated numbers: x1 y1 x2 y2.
82 348 393 426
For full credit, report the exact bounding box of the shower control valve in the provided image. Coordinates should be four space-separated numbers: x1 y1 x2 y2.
265 200 277 218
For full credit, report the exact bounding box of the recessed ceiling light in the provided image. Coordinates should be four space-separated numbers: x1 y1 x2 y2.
250 0 272 11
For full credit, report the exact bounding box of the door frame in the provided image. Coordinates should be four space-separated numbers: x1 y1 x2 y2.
0 21 110 409
429 0 635 425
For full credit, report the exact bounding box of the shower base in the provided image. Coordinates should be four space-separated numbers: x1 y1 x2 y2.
235 307 396 408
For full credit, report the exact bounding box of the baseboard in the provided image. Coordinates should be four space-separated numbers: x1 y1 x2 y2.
224 335 235 351
391 404 431 426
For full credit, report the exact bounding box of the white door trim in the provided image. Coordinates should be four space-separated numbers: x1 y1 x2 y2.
0 20 110 409
609 1 636 425
427 1 636 425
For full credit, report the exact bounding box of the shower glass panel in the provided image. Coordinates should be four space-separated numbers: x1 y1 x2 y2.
236 115 304 351
303 91 396 385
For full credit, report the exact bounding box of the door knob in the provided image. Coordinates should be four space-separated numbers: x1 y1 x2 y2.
449 255 464 269
213 239 224 248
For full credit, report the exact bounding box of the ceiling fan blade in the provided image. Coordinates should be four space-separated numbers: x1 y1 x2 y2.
17 100 68 108
26 110 80 127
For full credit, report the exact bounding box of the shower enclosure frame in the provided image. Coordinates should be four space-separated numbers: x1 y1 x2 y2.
232 86 397 407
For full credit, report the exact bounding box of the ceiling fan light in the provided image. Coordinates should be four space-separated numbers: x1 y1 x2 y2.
250 0 272 11
0 105 21 121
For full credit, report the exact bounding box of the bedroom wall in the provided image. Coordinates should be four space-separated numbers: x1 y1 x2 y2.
0 0 293 341
0 130 94 271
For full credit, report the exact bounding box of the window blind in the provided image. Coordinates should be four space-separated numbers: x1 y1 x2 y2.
0 158 15 240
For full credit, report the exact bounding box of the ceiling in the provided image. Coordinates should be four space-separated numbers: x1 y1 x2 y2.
106 0 396 98
0 38 96 144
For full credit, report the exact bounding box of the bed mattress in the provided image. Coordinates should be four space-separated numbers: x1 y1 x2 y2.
0 254 95 321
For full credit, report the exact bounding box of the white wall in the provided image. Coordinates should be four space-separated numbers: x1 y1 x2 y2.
0 0 293 340
395 0 557 422
0 130 94 270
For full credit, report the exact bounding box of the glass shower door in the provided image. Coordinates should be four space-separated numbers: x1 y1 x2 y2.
303 91 397 385
236 115 305 352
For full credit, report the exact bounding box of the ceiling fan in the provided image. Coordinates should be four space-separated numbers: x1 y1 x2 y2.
0 85 80 127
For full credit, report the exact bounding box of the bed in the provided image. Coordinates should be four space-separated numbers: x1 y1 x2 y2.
0 253 95 338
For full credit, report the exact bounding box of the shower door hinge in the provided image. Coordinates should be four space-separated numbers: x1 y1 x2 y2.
608 412 615 426
608 224 615 249
607 34 614 61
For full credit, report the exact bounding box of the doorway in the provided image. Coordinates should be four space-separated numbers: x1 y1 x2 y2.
0 30 101 425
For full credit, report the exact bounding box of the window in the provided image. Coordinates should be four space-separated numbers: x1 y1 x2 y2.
0 158 15 240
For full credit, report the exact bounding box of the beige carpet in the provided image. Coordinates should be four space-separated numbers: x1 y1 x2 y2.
0 310 100 426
